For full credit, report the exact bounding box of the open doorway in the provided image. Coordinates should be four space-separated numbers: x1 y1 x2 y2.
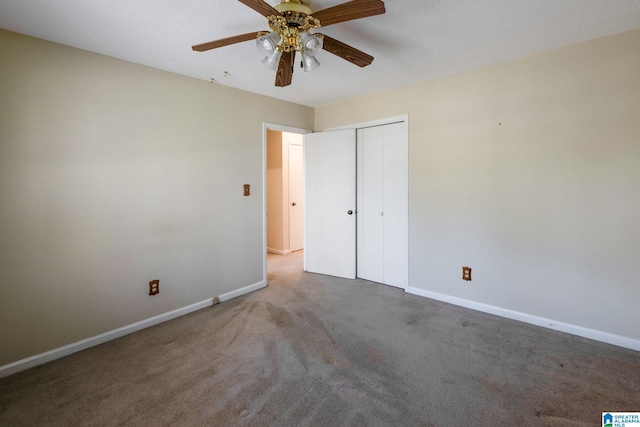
266 130 304 255
263 124 310 284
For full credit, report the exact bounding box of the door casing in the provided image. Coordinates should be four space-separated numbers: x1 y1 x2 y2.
262 123 311 284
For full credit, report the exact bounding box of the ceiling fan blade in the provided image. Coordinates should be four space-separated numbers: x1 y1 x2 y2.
321 35 374 67
237 0 281 18
192 32 262 52
275 50 295 87
312 0 385 27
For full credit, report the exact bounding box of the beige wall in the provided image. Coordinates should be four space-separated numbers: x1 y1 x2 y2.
0 29 313 365
266 131 304 254
316 29 640 341
266 130 286 252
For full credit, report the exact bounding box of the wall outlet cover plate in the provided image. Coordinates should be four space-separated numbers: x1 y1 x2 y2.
149 279 160 295
462 267 472 281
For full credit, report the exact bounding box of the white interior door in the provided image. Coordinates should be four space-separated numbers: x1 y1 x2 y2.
304 129 356 279
289 143 304 251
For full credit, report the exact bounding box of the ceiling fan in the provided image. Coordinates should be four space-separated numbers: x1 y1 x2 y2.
192 0 386 87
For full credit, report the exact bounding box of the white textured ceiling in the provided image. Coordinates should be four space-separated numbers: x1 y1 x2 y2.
1 0 640 107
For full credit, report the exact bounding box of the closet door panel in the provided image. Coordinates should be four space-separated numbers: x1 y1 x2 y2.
382 122 409 288
357 127 384 283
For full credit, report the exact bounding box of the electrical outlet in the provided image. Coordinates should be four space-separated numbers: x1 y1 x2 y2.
462 267 472 281
149 279 160 295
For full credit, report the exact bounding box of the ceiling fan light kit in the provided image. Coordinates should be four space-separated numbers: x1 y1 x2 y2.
192 0 386 87
299 30 323 56
261 50 283 70
256 31 281 56
301 53 320 72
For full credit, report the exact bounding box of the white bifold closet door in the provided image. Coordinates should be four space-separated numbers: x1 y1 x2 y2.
357 122 408 288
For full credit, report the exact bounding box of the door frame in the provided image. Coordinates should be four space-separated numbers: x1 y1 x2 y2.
262 123 312 284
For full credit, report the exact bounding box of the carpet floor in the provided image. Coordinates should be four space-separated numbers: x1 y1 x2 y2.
1 251 639 426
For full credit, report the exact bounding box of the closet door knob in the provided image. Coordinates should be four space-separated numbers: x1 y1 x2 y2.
291 202 297 206
347 210 353 215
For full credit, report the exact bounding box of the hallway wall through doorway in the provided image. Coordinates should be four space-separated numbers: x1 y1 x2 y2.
266 130 305 255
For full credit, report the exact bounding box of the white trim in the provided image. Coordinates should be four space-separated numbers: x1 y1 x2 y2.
303 134 307 272
405 287 640 352
0 280 267 379
263 123 313 135
218 280 266 303
0 298 212 379
267 247 291 255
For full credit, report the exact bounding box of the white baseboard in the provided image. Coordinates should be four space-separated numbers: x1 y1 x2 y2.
405 287 640 352
0 280 266 379
217 280 266 303
267 247 291 255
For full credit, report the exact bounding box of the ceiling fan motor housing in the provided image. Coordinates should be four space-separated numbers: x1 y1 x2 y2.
274 0 312 16
275 0 315 30
283 11 307 27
